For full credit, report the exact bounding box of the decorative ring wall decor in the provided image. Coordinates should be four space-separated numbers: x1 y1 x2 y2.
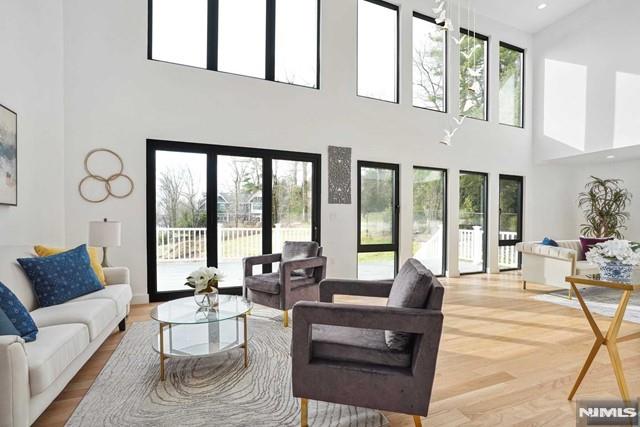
78 148 134 203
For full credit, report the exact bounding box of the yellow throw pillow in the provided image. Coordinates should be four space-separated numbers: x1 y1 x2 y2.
34 245 106 286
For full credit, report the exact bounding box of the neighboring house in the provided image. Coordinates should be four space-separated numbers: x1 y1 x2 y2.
217 191 263 224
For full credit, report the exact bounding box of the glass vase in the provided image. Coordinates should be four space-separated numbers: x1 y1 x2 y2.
194 290 219 309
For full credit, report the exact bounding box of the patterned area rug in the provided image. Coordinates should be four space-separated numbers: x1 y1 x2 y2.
534 287 640 324
66 307 389 427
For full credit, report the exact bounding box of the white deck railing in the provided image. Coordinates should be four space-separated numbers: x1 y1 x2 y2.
157 226 519 267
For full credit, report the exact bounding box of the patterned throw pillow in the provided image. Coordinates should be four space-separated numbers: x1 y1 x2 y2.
0 282 38 342
34 245 106 286
18 244 103 307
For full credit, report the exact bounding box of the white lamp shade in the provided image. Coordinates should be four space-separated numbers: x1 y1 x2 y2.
89 220 122 247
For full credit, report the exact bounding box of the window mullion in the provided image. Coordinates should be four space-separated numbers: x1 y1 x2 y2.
265 0 276 81
207 0 219 70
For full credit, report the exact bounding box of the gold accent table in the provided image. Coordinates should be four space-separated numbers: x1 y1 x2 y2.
565 273 639 401
150 295 253 381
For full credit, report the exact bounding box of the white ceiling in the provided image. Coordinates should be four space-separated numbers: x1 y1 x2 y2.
473 0 594 33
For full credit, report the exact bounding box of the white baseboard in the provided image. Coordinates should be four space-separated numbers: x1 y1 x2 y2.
131 293 150 305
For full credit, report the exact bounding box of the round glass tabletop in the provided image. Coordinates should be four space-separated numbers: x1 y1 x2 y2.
151 295 253 325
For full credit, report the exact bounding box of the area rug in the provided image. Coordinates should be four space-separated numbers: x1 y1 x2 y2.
533 287 640 324
66 310 389 427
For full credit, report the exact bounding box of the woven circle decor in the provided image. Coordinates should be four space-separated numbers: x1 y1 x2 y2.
78 148 134 203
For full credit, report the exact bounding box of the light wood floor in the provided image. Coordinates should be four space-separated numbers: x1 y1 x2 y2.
33 272 640 427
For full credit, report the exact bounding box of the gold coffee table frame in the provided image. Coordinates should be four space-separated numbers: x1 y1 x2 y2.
566 274 639 401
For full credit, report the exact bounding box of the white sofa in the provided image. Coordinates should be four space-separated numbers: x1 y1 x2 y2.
515 240 599 293
0 246 132 427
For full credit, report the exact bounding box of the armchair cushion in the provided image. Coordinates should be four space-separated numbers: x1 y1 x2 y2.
312 324 411 368
245 272 316 295
282 241 319 277
385 259 434 351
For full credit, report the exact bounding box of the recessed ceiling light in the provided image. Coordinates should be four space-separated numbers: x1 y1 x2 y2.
606 155 615 159
537 3 548 10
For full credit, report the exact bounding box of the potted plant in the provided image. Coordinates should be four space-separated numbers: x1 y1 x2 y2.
578 176 632 238
586 240 640 283
185 267 224 309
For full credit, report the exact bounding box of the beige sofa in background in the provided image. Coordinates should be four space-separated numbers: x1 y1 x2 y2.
515 240 599 295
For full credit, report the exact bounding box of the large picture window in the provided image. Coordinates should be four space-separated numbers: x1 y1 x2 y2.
357 161 399 279
149 0 320 88
357 0 399 103
499 42 525 128
459 29 488 120
413 167 447 276
499 175 524 270
458 171 488 274
412 13 447 112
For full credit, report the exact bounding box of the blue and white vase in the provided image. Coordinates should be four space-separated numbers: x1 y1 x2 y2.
600 261 634 283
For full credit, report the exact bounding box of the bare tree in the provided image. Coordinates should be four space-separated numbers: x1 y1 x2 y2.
158 167 185 227
228 159 251 227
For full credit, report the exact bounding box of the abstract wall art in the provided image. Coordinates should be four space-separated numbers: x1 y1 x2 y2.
0 104 17 206
328 146 351 204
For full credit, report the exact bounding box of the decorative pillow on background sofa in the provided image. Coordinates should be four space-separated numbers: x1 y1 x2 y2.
579 237 612 256
34 244 106 285
18 244 103 307
0 306 20 337
0 282 38 342
541 237 559 247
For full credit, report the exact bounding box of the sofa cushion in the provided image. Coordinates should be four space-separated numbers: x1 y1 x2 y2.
17 245 103 307
312 324 411 368
576 261 599 275
69 284 132 315
24 323 89 395
245 272 316 295
580 237 613 258
0 281 38 342
0 246 38 311
281 241 319 277
385 259 434 351
34 245 106 286
30 299 116 340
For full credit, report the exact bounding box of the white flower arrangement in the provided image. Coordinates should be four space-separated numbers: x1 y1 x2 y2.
185 266 224 294
586 239 640 267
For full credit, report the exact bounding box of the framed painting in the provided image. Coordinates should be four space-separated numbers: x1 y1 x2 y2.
0 104 17 206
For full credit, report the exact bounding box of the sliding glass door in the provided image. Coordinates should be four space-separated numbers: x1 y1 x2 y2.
147 140 321 301
357 161 399 279
499 175 523 270
458 171 488 274
412 167 447 276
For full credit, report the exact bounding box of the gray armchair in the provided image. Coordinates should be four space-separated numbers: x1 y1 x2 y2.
243 241 327 327
291 259 444 427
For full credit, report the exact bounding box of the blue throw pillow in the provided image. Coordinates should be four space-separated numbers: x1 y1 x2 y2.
541 237 559 247
18 244 103 308
0 308 20 337
0 282 38 342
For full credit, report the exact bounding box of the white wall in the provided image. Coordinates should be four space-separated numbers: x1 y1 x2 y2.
0 0 65 246
60 0 577 303
533 0 640 162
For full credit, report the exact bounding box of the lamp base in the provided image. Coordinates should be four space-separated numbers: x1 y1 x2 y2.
101 247 112 268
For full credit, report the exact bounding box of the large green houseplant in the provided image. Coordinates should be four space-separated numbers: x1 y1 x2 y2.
577 176 632 238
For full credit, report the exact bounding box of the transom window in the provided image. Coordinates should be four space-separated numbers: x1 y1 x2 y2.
499 42 525 128
412 12 447 112
149 0 319 88
459 29 489 120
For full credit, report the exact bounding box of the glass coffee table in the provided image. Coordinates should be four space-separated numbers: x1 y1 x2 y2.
150 295 253 381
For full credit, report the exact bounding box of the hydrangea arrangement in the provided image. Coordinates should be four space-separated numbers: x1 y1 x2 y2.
586 240 640 267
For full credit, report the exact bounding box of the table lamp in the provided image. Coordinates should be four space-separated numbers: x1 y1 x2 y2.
89 218 121 267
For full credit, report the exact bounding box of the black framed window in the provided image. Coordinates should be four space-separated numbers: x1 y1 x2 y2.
412 12 447 112
499 42 525 128
147 139 321 302
412 167 447 276
499 175 524 271
357 161 399 279
148 0 320 88
459 29 489 121
357 0 399 103
458 171 488 274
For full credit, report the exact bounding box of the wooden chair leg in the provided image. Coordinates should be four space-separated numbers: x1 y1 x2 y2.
523 280 527 290
568 288 573 300
283 310 289 328
300 398 308 427
413 415 423 427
